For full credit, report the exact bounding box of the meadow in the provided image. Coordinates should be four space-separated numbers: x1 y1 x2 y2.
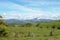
0 19 60 40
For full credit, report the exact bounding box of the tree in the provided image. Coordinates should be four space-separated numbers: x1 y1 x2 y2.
0 16 2 18
0 16 9 37
0 16 5 25
0 25 9 37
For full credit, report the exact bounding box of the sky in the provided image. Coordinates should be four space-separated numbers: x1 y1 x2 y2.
0 0 60 20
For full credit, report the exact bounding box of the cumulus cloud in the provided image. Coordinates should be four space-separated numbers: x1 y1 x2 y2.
2 12 21 19
1 12 60 20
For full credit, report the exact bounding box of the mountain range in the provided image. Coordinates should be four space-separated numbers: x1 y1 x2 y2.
4 18 53 25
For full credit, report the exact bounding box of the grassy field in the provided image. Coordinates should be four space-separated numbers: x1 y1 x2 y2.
0 26 60 40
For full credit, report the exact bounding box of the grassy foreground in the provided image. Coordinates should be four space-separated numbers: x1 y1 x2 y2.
0 26 60 40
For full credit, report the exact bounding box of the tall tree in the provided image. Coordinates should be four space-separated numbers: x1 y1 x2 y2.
0 16 5 25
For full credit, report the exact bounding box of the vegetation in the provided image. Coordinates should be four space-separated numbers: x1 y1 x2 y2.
0 25 9 37
0 16 60 40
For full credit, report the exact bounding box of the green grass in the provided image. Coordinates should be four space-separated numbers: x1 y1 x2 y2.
0 26 60 40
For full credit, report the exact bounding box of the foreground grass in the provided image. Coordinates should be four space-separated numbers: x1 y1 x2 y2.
0 26 60 40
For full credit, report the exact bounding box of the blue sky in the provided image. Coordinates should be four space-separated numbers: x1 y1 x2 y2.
0 0 60 20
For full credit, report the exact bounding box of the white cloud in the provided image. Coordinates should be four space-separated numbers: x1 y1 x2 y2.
1 12 60 20
0 0 60 20
2 12 21 19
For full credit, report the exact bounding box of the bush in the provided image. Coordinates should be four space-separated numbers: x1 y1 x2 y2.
57 26 60 29
0 25 9 37
51 26 55 29
24 23 32 27
36 23 40 27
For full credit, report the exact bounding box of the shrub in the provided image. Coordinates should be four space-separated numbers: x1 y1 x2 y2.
36 23 40 27
52 26 55 29
0 25 9 37
50 31 53 36
24 23 32 27
57 26 60 29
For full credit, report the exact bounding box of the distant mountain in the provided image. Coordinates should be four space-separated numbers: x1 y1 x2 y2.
4 18 53 25
38 19 53 22
4 19 26 25
23 18 53 22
